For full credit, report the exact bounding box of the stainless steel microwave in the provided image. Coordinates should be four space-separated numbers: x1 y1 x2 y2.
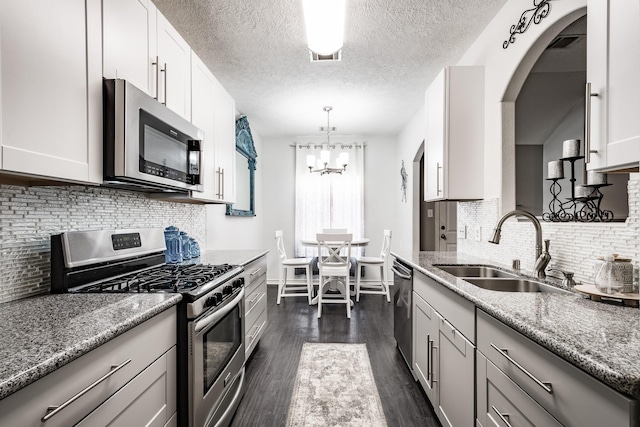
103 79 204 193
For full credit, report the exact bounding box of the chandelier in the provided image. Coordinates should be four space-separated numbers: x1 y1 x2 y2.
306 106 349 175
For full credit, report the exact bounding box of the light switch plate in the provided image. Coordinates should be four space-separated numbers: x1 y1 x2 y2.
474 227 482 242
427 209 434 218
457 226 466 239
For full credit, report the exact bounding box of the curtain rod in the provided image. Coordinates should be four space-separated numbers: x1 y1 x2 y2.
290 142 366 149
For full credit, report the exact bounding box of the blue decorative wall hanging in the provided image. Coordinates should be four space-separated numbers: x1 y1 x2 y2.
226 116 257 217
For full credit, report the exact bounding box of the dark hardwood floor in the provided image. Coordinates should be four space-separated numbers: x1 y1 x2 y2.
230 285 440 427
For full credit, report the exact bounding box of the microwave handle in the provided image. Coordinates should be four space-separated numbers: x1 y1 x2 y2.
188 140 201 184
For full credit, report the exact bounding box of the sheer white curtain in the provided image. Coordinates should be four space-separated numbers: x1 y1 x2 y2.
294 143 365 257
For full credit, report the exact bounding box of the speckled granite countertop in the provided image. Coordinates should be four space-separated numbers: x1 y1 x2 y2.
201 249 268 266
0 293 181 400
391 250 640 399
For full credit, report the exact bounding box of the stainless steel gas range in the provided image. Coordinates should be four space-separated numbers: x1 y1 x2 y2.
50 228 245 427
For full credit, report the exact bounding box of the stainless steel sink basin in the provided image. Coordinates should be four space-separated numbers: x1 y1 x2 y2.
463 278 572 294
435 265 517 279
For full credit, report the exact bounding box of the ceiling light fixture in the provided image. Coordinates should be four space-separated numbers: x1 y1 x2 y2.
306 106 349 175
302 0 345 56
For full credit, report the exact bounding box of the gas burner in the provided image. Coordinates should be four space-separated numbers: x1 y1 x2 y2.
80 263 239 295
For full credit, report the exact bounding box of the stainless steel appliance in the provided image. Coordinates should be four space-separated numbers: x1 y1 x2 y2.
392 259 413 374
51 228 245 427
103 79 204 193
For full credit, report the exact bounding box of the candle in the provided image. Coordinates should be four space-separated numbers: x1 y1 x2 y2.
587 170 608 185
575 185 591 198
547 160 564 179
562 139 581 158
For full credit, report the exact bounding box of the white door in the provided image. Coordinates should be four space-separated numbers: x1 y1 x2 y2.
435 202 457 251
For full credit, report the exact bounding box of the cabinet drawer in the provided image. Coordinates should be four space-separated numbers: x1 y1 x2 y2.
245 308 267 358
477 310 638 427
477 352 562 427
414 271 475 343
244 256 267 292
245 283 267 325
0 308 176 427
76 346 176 427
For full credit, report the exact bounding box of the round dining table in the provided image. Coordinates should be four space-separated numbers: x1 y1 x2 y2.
299 237 370 305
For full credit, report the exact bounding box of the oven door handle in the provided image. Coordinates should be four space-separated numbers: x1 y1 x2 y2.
194 288 244 333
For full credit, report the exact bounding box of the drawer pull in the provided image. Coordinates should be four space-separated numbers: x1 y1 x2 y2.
249 267 263 277
491 343 553 394
248 293 262 304
41 358 132 422
491 405 513 427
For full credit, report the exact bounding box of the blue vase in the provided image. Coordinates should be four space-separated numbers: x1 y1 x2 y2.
180 231 191 260
164 226 182 264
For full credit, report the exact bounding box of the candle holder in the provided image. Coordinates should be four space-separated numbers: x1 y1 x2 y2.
543 153 614 222
542 178 573 222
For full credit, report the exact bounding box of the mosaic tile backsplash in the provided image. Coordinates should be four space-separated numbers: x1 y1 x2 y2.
0 185 206 303
458 178 640 286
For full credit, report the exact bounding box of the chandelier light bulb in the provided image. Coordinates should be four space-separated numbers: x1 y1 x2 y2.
306 154 316 169
320 149 331 165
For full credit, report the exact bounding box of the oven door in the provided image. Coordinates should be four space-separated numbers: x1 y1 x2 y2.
189 288 245 427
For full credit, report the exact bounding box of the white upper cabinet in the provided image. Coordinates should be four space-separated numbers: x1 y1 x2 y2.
0 0 102 184
211 76 237 204
103 0 191 119
174 51 236 204
586 0 640 171
190 52 220 203
424 66 484 201
156 11 191 120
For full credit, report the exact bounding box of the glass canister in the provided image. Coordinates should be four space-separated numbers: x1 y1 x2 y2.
594 254 633 294
189 237 200 258
164 226 182 264
180 231 191 260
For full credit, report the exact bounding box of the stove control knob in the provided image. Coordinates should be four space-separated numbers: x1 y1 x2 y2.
205 296 215 308
233 278 243 289
223 285 233 295
213 292 223 305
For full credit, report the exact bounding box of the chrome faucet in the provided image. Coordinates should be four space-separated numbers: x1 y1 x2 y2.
488 209 551 279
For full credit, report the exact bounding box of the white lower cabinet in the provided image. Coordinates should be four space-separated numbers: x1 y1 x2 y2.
413 273 475 427
477 309 638 427
0 308 177 427
476 352 562 427
243 255 268 360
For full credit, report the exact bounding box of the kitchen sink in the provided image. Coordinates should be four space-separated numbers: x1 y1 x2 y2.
463 278 572 294
435 265 517 279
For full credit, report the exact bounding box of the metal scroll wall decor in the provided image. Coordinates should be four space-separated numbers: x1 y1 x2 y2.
543 140 614 223
503 0 551 49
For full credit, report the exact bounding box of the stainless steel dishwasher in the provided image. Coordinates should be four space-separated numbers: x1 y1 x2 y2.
392 259 413 374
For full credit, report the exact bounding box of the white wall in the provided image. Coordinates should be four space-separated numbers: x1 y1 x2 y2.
395 105 426 254
457 0 587 211
206 129 264 250
261 134 397 283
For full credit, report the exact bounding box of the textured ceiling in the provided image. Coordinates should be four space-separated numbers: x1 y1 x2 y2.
153 0 508 138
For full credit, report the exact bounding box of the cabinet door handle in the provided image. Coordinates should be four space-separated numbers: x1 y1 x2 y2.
428 337 438 387
161 63 167 106
41 358 132 422
216 167 223 198
221 168 225 199
490 343 553 393
152 56 160 100
436 162 443 195
250 267 263 277
585 82 599 164
248 293 262 304
491 405 513 427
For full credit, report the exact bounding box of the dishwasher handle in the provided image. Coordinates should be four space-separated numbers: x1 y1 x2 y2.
392 261 412 280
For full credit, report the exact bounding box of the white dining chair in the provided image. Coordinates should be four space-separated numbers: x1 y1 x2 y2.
316 233 353 318
275 230 313 305
322 228 348 233
356 229 392 302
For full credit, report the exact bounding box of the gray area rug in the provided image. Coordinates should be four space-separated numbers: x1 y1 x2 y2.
286 343 387 427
